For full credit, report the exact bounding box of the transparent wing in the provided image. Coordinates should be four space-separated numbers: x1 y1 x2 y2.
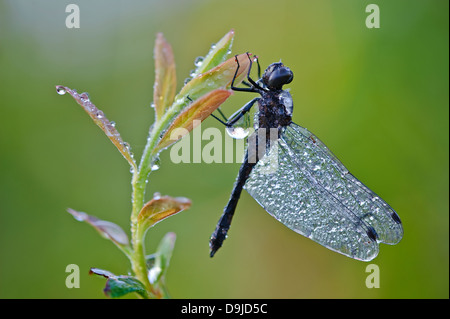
285 123 403 244
244 123 403 261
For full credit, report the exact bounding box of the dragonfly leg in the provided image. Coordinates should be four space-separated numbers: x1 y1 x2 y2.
210 113 228 126
210 98 259 127
254 55 262 79
244 52 265 91
216 107 228 121
231 54 259 93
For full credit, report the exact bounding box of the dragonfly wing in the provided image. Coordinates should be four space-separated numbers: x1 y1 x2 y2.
284 123 403 245
244 123 403 261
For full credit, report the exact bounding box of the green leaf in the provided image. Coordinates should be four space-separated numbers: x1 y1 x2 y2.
67 208 131 256
191 29 234 77
104 276 148 299
56 86 137 170
137 194 191 233
155 89 232 152
89 268 148 299
153 33 177 121
167 53 251 117
147 232 176 286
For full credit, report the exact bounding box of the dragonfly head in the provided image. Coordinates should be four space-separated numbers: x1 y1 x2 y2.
262 62 293 90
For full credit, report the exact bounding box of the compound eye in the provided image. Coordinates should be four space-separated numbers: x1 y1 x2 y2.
267 67 293 90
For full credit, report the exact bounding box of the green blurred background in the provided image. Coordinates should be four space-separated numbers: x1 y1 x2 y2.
0 0 448 298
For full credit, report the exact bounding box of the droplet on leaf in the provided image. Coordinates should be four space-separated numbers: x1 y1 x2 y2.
194 56 204 67
56 85 67 95
80 92 90 102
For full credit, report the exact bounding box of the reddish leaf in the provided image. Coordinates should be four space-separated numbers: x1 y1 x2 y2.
56 86 136 169
153 33 177 121
137 194 191 231
167 53 252 116
155 89 232 151
67 208 130 247
177 53 251 103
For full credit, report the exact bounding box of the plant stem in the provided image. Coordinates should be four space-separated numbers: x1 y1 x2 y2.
129 107 179 298
130 172 151 294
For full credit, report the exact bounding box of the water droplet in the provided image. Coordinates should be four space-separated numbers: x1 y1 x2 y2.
80 92 90 102
225 109 253 139
184 77 191 85
56 86 66 95
110 121 116 127
194 56 204 67
153 192 161 200
122 142 131 152
189 69 196 77
226 126 250 139
150 103 155 109
151 157 160 171
95 111 104 119
148 266 162 284
175 97 185 105
279 91 293 115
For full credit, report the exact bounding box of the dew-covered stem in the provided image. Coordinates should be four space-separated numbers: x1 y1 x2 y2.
129 109 177 298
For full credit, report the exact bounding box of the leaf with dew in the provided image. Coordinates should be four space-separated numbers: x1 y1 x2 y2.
89 268 148 299
155 89 232 152
190 29 234 78
167 53 251 116
153 33 177 121
137 194 191 233
104 276 148 299
67 208 131 256
55 86 137 170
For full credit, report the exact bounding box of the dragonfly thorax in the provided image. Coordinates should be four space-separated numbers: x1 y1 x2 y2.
257 89 292 131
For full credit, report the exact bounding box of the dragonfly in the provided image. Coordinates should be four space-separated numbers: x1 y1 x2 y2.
209 53 403 261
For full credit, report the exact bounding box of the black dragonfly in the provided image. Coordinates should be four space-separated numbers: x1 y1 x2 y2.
209 53 403 261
